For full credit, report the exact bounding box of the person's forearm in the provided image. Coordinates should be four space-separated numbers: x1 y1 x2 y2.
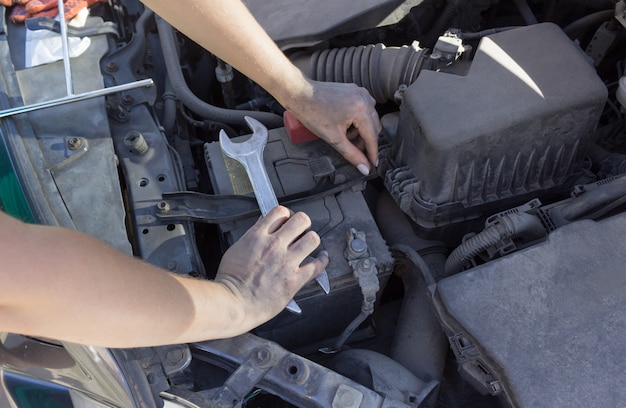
142 0 381 171
143 0 311 109
0 213 246 347
0 206 325 347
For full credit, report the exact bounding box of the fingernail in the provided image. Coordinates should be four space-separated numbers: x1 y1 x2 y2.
357 163 370 176
321 250 329 258
375 159 379 167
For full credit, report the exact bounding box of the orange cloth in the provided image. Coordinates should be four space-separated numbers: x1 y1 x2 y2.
5 0 106 24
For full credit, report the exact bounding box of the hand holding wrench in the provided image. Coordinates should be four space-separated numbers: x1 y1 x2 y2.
219 116 330 314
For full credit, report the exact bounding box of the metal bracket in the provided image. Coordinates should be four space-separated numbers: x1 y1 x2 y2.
210 345 280 407
190 333 414 408
39 136 89 170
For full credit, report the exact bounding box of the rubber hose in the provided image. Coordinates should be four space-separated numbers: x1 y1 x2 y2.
445 212 544 275
376 192 448 391
457 26 518 40
513 0 538 25
423 0 464 48
563 9 615 39
303 43 428 103
105 8 155 72
155 16 283 128
162 78 177 137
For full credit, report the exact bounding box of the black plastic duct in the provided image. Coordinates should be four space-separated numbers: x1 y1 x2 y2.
550 174 626 224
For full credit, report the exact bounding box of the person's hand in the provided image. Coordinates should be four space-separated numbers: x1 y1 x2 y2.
214 206 329 326
284 80 381 176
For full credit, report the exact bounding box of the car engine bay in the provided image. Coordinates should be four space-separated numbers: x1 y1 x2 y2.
1 0 626 407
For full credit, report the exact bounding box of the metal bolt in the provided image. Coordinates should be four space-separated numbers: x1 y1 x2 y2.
116 110 130 122
106 61 119 72
166 261 177 271
122 94 135 105
67 137 83 150
350 238 367 254
165 348 184 365
256 348 270 363
361 259 371 269
253 346 276 369
157 200 171 214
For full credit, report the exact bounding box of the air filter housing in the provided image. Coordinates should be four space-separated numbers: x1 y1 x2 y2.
384 23 607 231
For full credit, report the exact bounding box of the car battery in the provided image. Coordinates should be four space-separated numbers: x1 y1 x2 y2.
205 127 392 351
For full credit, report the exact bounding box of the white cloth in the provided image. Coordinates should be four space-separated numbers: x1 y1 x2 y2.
24 7 91 68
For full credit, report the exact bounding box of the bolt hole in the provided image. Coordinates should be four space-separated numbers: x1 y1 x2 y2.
167 224 176 231
288 365 298 375
142 228 149 234
138 178 149 187
157 174 166 182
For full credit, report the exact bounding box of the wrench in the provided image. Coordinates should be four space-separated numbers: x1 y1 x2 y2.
219 116 330 314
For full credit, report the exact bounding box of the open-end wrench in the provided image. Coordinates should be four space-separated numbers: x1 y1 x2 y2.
219 116 330 314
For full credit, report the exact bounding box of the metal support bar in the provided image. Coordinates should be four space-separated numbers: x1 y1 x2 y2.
0 78 154 119
57 0 73 96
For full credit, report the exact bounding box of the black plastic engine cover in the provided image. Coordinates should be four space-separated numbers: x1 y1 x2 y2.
433 212 626 407
384 23 607 231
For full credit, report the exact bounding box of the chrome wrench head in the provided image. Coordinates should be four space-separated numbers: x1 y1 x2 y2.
219 117 278 216
219 116 268 162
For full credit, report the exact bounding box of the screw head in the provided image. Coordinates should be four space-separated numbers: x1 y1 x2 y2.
252 346 276 368
68 137 83 150
157 200 171 214
256 348 270 363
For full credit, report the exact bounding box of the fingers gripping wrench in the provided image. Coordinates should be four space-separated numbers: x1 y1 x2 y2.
219 116 330 314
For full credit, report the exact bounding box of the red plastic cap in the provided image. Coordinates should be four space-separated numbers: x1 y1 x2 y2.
283 111 320 144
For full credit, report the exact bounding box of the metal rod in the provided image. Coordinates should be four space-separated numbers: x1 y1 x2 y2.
0 78 154 119
57 0 74 96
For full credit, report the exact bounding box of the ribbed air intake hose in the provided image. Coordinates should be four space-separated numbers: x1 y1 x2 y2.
296 43 429 104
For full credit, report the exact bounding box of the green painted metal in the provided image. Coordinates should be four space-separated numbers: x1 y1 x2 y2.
0 132 34 223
